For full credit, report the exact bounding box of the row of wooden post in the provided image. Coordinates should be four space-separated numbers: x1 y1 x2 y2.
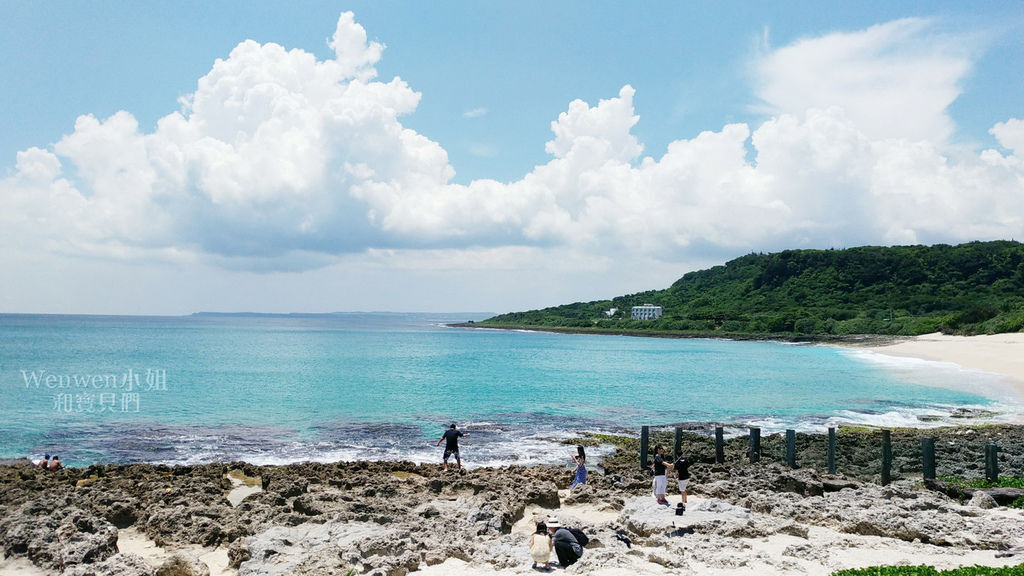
640 425 1001 485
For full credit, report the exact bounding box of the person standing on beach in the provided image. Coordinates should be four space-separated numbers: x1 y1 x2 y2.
673 452 690 507
651 445 668 504
436 423 469 471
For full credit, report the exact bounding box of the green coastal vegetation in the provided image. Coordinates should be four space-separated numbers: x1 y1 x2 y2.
479 240 1024 338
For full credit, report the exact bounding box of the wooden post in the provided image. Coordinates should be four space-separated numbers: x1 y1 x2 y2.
640 426 650 470
715 426 725 464
881 429 892 486
922 437 936 480
986 444 999 483
674 427 682 459
827 427 836 475
786 429 796 468
748 427 761 463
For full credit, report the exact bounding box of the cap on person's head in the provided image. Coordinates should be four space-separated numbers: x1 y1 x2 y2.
546 517 561 528
43 454 49 459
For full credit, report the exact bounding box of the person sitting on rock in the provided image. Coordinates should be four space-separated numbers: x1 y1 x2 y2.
547 517 583 567
47 455 63 471
529 521 553 570
38 454 50 469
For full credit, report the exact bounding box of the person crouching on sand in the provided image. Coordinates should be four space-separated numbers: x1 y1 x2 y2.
651 445 668 504
529 521 553 570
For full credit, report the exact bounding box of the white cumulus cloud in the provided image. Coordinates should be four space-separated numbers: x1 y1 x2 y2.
754 18 973 143
0 12 1021 287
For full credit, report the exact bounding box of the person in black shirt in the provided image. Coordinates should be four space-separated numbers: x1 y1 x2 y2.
673 453 690 507
547 518 584 567
436 423 469 471
651 445 668 504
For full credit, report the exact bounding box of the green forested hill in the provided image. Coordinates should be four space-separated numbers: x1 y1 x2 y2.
480 241 1024 336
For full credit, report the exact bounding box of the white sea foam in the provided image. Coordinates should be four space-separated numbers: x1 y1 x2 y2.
842 347 1020 395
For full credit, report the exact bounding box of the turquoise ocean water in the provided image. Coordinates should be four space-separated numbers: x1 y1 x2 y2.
1 313 1020 468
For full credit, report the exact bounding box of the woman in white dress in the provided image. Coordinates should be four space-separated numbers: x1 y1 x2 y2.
529 521 553 569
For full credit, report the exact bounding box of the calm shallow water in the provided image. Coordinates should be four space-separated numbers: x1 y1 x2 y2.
0 313 1018 467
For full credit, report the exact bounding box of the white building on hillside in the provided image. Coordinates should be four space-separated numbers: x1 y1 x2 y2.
631 304 663 320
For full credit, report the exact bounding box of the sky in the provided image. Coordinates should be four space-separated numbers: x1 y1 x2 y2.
1 1 1022 315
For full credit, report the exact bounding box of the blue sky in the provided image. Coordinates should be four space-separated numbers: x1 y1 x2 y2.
1 2 1022 314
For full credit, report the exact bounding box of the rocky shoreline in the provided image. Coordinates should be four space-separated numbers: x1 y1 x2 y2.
447 322 910 346
2 425 1024 575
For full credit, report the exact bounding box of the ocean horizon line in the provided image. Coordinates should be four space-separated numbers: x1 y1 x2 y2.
0 310 497 320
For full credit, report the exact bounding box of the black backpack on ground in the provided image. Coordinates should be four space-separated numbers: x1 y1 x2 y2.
568 527 589 547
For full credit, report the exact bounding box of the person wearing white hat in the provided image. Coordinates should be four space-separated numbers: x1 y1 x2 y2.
547 517 584 566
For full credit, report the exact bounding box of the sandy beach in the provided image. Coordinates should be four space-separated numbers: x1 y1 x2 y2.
864 332 1024 395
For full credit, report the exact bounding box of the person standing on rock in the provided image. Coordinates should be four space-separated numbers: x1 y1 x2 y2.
651 445 668 505
569 453 587 491
436 423 469 471
673 452 690 509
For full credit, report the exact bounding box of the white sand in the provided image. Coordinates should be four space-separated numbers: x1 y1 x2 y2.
0 556 51 576
117 527 232 576
225 469 262 507
865 332 1024 394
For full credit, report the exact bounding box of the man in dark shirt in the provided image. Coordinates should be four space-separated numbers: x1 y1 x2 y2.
547 518 583 566
436 423 469 471
674 453 691 507
651 445 668 504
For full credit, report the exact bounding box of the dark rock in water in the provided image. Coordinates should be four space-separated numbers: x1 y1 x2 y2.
950 408 998 419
